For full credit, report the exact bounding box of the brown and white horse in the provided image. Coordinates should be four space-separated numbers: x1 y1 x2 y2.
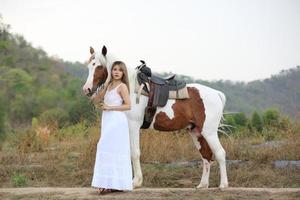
82 46 228 189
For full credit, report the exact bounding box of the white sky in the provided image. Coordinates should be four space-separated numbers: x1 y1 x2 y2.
1 0 300 81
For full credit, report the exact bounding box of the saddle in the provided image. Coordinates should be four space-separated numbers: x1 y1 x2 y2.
135 60 189 129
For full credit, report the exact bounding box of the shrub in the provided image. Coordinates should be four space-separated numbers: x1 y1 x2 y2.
279 116 291 130
17 129 44 153
251 111 263 132
31 117 39 128
11 173 28 187
39 108 69 128
263 108 280 127
233 112 247 127
261 127 280 141
68 98 97 125
224 115 236 127
0 96 6 138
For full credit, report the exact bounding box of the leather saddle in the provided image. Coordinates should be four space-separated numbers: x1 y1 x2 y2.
136 60 187 129
136 61 186 106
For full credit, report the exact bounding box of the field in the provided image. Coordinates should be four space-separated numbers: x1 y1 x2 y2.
1 187 300 200
0 120 299 190
0 121 300 199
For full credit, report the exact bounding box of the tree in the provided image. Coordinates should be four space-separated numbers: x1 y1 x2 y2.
68 97 97 125
0 14 10 40
233 112 247 127
2 68 33 98
251 111 263 132
0 95 6 138
263 108 280 127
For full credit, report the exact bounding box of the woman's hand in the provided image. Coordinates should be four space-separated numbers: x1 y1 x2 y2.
90 93 96 102
100 103 111 111
90 93 101 105
95 102 109 111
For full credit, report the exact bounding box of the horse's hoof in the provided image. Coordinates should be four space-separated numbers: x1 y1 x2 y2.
218 183 229 189
196 183 209 189
132 178 143 188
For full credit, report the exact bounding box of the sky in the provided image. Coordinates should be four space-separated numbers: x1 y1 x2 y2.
1 0 300 82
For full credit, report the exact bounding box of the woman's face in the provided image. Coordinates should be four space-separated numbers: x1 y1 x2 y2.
111 65 124 80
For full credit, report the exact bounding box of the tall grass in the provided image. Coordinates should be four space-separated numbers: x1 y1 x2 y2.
0 121 299 187
140 130 199 163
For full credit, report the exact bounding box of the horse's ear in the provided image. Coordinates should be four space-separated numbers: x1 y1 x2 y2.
140 60 145 64
90 46 95 54
102 45 107 56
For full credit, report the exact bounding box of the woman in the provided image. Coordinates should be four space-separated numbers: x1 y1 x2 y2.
91 61 132 194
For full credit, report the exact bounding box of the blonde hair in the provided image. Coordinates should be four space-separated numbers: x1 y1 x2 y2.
96 61 130 102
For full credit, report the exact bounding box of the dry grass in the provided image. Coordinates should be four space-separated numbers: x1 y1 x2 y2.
141 162 300 188
0 121 299 188
140 130 199 163
221 126 300 162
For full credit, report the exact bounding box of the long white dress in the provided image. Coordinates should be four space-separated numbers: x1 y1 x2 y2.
91 84 133 190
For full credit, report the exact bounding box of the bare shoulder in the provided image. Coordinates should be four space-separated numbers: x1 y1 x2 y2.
117 83 129 93
120 83 129 91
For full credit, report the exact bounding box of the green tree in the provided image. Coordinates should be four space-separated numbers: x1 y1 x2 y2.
223 115 236 133
251 111 263 132
0 95 6 138
2 68 33 99
10 95 37 123
263 108 280 127
0 15 10 40
233 112 247 127
69 97 97 125
35 87 60 114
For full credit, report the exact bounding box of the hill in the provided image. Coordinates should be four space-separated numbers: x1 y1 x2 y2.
199 67 300 119
160 67 300 119
1 16 299 137
0 18 95 134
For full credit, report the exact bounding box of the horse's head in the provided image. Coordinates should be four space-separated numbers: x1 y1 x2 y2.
82 45 109 96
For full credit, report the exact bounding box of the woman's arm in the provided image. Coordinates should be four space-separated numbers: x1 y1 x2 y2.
90 82 110 104
103 83 131 111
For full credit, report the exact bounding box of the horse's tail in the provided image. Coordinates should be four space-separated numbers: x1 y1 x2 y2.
217 92 236 137
218 92 226 109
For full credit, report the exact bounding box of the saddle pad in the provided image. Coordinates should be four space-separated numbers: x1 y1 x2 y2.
134 78 190 99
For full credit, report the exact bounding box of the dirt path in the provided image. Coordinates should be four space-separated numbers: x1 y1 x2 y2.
0 187 299 200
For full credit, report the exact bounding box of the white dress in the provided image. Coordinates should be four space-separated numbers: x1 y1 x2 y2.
91 83 133 190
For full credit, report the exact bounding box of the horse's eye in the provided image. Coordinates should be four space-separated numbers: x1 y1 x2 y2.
92 63 95 66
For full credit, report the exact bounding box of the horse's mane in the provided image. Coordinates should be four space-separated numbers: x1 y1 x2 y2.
97 50 136 94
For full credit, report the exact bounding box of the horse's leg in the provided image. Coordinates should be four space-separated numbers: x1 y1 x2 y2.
128 120 143 188
189 131 211 188
202 132 228 188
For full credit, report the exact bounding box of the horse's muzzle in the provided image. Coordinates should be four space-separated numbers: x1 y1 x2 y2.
86 88 93 97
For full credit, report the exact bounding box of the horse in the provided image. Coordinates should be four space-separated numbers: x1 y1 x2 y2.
82 46 229 189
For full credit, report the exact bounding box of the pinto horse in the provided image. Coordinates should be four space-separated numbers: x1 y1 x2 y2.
82 46 229 189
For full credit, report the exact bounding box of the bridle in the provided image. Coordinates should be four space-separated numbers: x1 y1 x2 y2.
87 63 108 97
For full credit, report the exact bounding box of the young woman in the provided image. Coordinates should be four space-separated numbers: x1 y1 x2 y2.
91 61 132 194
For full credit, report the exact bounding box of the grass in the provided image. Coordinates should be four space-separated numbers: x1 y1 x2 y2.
0 121 299 188
11 173 28 187
142 162 300 188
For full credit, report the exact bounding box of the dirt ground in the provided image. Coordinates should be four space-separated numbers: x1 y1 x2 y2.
0 187 299 200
